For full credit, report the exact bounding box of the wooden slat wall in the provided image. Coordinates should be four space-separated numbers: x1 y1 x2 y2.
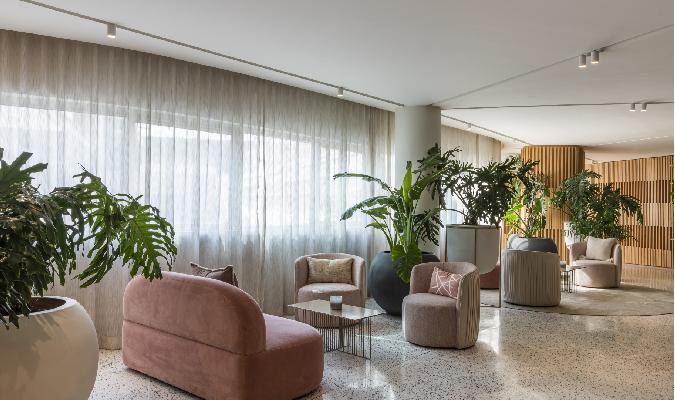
588 155 673 268
503 145 586 262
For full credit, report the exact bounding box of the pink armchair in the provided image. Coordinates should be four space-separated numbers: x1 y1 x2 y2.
122 272 323 400
402 262 480 349
294 253 366 307
569 240 622 288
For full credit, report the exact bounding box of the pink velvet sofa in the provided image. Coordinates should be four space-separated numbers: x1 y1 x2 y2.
122 272 323 400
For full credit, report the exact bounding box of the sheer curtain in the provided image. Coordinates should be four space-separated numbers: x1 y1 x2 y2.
0 30 392 349
440 125 502 225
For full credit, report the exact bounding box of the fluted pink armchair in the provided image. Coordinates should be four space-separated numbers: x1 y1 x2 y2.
123 272 323 400
569 239 622 288
402 262 480 349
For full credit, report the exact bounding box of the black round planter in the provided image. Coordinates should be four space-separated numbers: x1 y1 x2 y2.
507 234 558 254
368 251 440 315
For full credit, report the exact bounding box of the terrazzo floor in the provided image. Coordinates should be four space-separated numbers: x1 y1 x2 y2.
92 299 674 400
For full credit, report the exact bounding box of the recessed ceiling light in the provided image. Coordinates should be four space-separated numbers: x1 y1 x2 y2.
107 23 116 39
578 54 587 68
337 87 344 98
590 50 600 64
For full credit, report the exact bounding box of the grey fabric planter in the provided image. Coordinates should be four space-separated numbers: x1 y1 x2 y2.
445 225 500 274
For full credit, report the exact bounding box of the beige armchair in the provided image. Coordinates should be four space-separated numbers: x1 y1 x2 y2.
402 262 480 349
502 249 561 306
569 240 622 288
294 252 366 307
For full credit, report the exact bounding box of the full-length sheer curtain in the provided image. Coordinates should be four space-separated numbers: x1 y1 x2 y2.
0 30 392 348
440 125 502 225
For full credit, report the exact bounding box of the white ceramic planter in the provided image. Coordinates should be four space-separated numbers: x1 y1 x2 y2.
445 224 501 274
0 296 99 400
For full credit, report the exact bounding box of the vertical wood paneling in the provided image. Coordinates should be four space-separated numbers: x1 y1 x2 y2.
503 146 585 262
588 155 673 268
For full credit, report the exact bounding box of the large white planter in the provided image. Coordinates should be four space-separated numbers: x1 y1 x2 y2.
0 296 99 400
446 224 501 274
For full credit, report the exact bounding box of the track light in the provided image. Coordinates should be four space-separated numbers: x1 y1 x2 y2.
466 123 472 131
578 54 587 68
336 87 344 98
591 50 600 64
641 103 647 112
106 23 116 39
629 103 636 112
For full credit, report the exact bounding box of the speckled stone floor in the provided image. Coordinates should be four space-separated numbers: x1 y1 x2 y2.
91 299 673 400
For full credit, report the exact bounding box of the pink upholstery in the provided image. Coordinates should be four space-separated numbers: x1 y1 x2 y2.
403 262 480 349
569 240 622 288
297 283 362 306
122 272 323 400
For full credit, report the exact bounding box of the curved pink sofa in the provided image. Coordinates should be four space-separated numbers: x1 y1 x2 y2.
122 272 323 400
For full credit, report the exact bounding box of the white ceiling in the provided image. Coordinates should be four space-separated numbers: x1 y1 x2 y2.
2 0 673 161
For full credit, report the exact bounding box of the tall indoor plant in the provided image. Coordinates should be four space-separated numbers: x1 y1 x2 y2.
440 156 535 273
334 144 465 314
0 149 176 400
503 161 558 253
552 170 643 242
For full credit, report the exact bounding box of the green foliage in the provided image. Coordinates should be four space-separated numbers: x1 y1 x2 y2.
335 144 466 283
437 155 535 227
504 159 549 238
0 149 176 329
551 170 644 240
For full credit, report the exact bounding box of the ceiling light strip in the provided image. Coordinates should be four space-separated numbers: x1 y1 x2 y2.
431 24 674 106
18 0 404 107
441 115 530 145
444 101 673 110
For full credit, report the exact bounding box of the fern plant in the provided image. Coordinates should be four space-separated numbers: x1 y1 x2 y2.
334 144 466 282
0 149 176 328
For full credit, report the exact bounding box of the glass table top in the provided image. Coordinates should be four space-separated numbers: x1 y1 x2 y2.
289 299 384 320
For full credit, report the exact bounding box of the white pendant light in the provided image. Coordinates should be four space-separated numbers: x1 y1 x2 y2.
578 54 587 68
591 50 600 64
629 103 636 112
106 23 116 39
336 87 344 98
641 103 647 112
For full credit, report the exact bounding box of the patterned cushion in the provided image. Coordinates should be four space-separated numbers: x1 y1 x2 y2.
190 263 239 287
428 267 462 299
306 257 353 284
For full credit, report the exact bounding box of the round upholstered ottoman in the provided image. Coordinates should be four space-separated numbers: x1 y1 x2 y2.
573 261 618 288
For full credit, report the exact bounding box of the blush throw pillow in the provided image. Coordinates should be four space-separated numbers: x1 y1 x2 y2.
428 267 463 299
306 257 353 284
586 236 617 261
190 263 239 287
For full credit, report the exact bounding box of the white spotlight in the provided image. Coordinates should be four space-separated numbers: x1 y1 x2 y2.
629 103 636 112
337 87 344 98
466 123 472 131
591 50 600 64
641 103 647 112
107 23 116 39
578 54 587 68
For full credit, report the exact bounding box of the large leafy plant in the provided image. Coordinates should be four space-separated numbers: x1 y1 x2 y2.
0 149 177 328
334 145 466 282
436 156 535 227
503 160 549 238
552 170 643 240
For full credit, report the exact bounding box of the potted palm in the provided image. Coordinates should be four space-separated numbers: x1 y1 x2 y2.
440 156 535 273
0 150 176 400
334 144 465 315
552 170 643 241
503 162 558 253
